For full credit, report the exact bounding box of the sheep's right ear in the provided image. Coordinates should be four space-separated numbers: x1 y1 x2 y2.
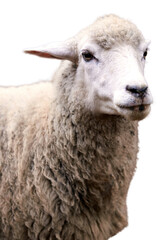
24 39 77 63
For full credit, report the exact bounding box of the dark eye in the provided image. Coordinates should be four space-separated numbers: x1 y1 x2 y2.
82 50 94 62
143 49 148 60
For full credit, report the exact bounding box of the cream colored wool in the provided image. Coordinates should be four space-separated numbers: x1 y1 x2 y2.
0 15 152 240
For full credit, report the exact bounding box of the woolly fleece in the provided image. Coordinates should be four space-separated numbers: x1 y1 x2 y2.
0 15 144 240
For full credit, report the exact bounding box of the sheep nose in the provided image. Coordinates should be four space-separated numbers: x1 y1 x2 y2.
126 85 148 97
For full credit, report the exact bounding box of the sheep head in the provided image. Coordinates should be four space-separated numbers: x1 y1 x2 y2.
25 14 153 121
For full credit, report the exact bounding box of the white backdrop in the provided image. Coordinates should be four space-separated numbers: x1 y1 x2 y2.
0 1 163 239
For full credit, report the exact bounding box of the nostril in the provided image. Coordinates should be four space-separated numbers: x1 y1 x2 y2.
126 85 148 96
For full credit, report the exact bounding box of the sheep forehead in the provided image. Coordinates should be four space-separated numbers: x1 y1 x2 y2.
77 14 144 49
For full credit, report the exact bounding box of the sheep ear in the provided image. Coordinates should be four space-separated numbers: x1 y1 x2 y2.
24 40 77 63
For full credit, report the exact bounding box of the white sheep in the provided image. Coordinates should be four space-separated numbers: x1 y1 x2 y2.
0 14 153 240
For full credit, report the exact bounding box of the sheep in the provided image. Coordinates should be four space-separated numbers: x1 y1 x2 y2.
0 14 153 240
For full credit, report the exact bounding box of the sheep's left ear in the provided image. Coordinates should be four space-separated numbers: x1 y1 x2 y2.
24 39 77 63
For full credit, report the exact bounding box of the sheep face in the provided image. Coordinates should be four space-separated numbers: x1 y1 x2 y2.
76 39 153 121
25 15 153 121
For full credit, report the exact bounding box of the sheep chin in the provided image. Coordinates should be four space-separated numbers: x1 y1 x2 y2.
116 104 151 121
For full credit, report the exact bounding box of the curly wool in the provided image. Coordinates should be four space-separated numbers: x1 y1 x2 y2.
0 15 140 240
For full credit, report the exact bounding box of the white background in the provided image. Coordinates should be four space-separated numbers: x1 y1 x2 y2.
0 1 163 239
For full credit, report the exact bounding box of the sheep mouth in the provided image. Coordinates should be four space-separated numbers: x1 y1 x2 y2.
118 104 150 112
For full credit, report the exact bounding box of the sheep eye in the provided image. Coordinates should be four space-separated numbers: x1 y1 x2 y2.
82 50 94 62
143 49 148 60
